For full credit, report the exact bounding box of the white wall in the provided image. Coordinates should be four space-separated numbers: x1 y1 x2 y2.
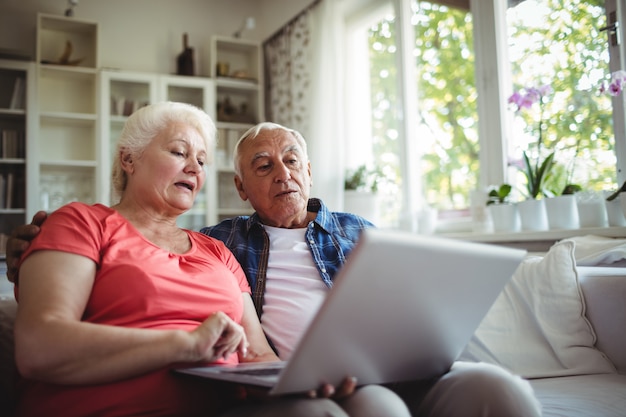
0 0 312 76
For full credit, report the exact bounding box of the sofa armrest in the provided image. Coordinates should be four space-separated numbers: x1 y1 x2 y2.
578 267 626 374
0 297 18 415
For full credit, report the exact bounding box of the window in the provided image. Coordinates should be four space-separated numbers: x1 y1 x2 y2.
506 0 617 200
343 0 625 230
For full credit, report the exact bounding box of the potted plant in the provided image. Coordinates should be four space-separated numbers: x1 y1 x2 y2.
508 84 558 231
486 184 512 205
343 164 386 223
605 180 626 226
344 164 385 193
485 184 520 232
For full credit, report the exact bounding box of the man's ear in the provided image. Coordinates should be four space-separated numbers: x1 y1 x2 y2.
234 175 248 201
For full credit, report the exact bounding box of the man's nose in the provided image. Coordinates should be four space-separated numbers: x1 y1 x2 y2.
274 163 291 182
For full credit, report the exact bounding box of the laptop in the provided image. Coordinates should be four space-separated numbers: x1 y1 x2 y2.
175 228 526 395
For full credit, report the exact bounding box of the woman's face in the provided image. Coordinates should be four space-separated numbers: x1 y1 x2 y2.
126 121 208 214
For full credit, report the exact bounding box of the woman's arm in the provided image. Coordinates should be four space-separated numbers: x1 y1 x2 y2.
238 293 279 363
15 250 247 385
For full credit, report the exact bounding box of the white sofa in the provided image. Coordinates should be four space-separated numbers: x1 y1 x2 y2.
1 239 625 416
460 238 626 417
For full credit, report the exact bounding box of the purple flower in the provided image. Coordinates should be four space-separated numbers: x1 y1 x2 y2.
508 83 554 199
600 70 626 97
508 84 552 112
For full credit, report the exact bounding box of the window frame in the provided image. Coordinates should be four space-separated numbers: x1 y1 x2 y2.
342 0 626 230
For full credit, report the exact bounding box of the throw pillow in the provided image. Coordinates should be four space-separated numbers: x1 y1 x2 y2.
459 239 616 378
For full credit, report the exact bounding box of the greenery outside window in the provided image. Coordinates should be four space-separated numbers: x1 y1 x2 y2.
343 0 625 231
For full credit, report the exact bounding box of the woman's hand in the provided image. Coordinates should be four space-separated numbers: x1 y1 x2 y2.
188 311 249 363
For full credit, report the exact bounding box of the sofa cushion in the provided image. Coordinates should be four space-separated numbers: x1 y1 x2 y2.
460 239 616 378
530 374 626 417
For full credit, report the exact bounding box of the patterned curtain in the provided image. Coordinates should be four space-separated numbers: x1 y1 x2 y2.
263 4 315 134
263 0 344 209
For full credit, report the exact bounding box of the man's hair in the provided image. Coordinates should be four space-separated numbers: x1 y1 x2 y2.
111 101 216 202
233 122 308 177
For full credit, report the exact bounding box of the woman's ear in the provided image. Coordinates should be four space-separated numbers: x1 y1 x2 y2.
120 150 134 174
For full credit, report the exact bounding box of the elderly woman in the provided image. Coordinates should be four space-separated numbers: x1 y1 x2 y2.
12 102 409 417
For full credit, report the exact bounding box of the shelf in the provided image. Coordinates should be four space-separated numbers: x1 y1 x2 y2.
0 208 25 214
40 112 98 122
441 226 626 252
211 36 261 80
0 158 25 164
0 60 32 236
37 13 98 68
40 160 97 168
0 109 25 117
216 77 260 90
38 70 97 114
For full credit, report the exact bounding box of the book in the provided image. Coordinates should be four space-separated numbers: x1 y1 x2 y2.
0 174 5 209
5 172 13 208
1 130 20 158
9 77 25 110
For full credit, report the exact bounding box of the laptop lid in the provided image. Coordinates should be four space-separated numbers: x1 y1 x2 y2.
176 229 526 395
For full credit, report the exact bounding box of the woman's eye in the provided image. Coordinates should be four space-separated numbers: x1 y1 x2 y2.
198 160 205 167
172 151 184 157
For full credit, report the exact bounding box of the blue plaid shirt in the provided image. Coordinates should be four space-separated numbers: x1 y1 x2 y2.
200 198 374 318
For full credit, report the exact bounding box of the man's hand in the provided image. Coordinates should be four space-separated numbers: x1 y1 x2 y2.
234 376 358 403
6 211 47 283
308 376 358 399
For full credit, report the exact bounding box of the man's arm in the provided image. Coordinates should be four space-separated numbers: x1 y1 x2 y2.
6 211 47 283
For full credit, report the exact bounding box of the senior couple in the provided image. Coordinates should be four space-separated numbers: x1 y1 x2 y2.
6 101 541 416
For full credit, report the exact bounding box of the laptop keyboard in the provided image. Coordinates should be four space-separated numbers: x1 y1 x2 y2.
225 367 282 376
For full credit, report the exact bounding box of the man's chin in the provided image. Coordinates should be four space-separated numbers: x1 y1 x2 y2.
260 203 308 228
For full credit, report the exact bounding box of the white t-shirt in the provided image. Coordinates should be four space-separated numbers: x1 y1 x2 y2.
261 225 329 360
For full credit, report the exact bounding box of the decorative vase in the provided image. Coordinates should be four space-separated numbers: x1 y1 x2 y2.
517 199 549 231
488 203 521 233
545 195 579 230
176 33 195 76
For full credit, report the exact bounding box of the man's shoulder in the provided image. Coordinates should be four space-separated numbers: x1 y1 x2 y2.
323 210 375 233
200 216 250 240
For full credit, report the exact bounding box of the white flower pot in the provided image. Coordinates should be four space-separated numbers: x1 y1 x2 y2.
576 192 608 228
545 195 579 230
344 190 380 225
488 203 521 232
605 195 626 227
517 199 549 231
620 192 626 223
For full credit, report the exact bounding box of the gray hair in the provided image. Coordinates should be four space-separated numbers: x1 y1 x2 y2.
111 101 216 201
233 122 308 176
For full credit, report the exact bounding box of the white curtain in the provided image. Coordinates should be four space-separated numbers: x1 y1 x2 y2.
264 0 344 210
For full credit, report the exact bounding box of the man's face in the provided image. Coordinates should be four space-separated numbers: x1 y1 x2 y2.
234 129 312 228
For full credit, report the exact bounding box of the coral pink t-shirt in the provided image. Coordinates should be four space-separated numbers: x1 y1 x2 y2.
15 203 250 417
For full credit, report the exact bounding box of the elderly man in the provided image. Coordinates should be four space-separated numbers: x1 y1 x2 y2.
7 122 541 417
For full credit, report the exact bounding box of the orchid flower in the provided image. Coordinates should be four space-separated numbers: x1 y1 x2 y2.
508 84 555 199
